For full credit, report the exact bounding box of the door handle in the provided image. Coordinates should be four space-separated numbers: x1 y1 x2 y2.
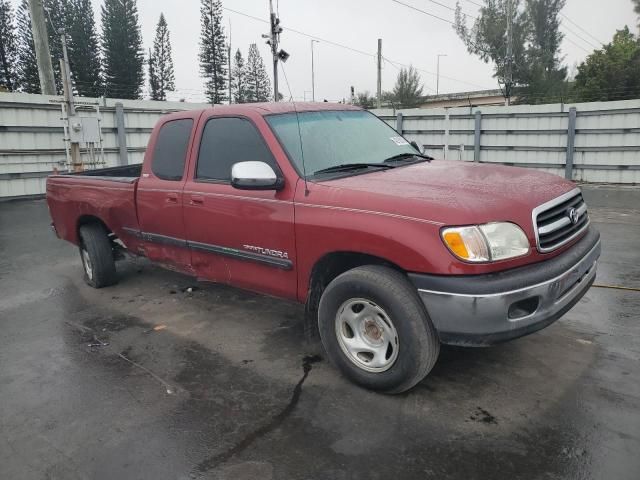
190 195 204 205
166 193 178 203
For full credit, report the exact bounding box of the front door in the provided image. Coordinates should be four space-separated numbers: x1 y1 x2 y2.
183 114 297 299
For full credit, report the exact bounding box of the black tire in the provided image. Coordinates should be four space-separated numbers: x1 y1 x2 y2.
318 265 440 394
78 223 118 288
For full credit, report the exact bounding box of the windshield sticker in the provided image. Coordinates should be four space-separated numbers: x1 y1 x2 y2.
390 136 409 146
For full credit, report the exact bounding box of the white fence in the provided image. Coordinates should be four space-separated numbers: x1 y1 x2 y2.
0 92 208 198
1 94 639 198
373 99 640 184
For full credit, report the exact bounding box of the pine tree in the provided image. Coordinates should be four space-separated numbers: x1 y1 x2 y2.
101 0 144 99
44 0 68 94
391 66 424 108
0 0 18 91
245 43 271 102
67 0 102 97
15 0 40 93
199 0 227 104
149 13 175 101
148 48 157 99
232 48 247 103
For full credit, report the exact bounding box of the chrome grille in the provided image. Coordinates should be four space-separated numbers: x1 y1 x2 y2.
533 188 589 253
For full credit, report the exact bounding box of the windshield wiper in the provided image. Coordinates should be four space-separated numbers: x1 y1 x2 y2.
313 163 395 175
383 152 433 163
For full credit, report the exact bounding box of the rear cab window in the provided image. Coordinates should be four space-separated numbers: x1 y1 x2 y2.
196 117 278 182
151 119 194 181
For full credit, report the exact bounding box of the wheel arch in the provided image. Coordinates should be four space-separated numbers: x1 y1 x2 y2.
76 215 112 244
303 251 406 340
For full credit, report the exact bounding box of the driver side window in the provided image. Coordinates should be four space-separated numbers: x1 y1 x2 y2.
196 117 277 182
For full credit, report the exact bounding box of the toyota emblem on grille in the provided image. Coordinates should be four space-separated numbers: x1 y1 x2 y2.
568 207 581 225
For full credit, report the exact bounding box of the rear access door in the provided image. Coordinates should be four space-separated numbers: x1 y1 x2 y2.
136 112 200 274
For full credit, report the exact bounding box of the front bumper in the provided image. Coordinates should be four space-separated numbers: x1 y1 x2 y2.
409 228 601 346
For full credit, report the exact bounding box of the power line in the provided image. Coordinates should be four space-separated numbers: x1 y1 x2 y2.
384 55 491 90
222 6 375 58
423 0 478 19
563 34 591 54
223 5 493 91
561 22 600 50
390 0 454 25
559 13 604 46
383 56 436 92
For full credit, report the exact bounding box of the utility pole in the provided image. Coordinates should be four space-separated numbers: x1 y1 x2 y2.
59 30 82 171
376 38 382 108
311 39 318 102
228 44 232 103
228 20 232 103
504 0 513 106
436 54 447 95
28 0 56 95
268 0 281 101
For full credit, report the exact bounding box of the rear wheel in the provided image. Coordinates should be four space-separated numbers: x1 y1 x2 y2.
318 265 440 394
78 223 118 288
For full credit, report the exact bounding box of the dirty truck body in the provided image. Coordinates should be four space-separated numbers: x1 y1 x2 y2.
47 103 600 393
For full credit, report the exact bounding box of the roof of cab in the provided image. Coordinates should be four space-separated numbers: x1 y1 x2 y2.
170 101 362 119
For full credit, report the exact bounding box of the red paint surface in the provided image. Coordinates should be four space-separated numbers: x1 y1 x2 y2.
47 103 580 304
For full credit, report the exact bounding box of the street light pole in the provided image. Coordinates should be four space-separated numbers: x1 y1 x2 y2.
311 40 318 102
268 0 279 101
436 54 447 95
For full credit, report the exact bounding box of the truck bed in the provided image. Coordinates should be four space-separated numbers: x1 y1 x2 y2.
46 166 141 247
61 163 143 182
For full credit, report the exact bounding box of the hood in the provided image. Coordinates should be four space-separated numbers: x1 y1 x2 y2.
310 160 576 232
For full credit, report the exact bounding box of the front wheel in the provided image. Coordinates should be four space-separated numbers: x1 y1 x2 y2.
318 265 440 394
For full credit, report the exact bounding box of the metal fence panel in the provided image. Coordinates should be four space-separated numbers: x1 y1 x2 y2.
0 92 209 198
2 94 639 198
373 99 640 184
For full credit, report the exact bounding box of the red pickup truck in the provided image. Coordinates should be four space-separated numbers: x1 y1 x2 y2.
47 103 600 393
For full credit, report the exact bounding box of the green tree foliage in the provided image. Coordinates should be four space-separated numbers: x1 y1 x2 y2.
0 0 18 90
15 0 101 96
245 43 271 102
66 0 102 97
199 0 227 104
391 66 424 108
15 0 40 93
44 0 68 94
353 91 375 109
231 48 247 103
455 0 568 103
455 0 528 98
572 27 640 102
101 0 144 99
149 13 175 101
518 0 567 103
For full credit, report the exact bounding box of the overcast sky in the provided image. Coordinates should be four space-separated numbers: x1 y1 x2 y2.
12 0 638 102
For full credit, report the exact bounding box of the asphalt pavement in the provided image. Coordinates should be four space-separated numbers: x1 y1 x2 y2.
1 184 639 479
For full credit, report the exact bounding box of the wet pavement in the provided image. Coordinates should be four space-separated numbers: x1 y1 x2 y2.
1 185 639 480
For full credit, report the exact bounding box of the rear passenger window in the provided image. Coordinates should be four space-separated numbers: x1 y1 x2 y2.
196 117 276 181
151 119 193 180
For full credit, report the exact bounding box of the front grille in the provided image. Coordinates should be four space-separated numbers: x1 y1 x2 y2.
533 189 589 252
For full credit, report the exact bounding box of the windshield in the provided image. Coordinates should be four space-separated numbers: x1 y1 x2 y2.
265 110 419 177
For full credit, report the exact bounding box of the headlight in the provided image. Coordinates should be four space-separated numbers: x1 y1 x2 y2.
441 222 530 262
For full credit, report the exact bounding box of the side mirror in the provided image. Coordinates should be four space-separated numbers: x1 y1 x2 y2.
231 161 284 190
410 140 422 154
